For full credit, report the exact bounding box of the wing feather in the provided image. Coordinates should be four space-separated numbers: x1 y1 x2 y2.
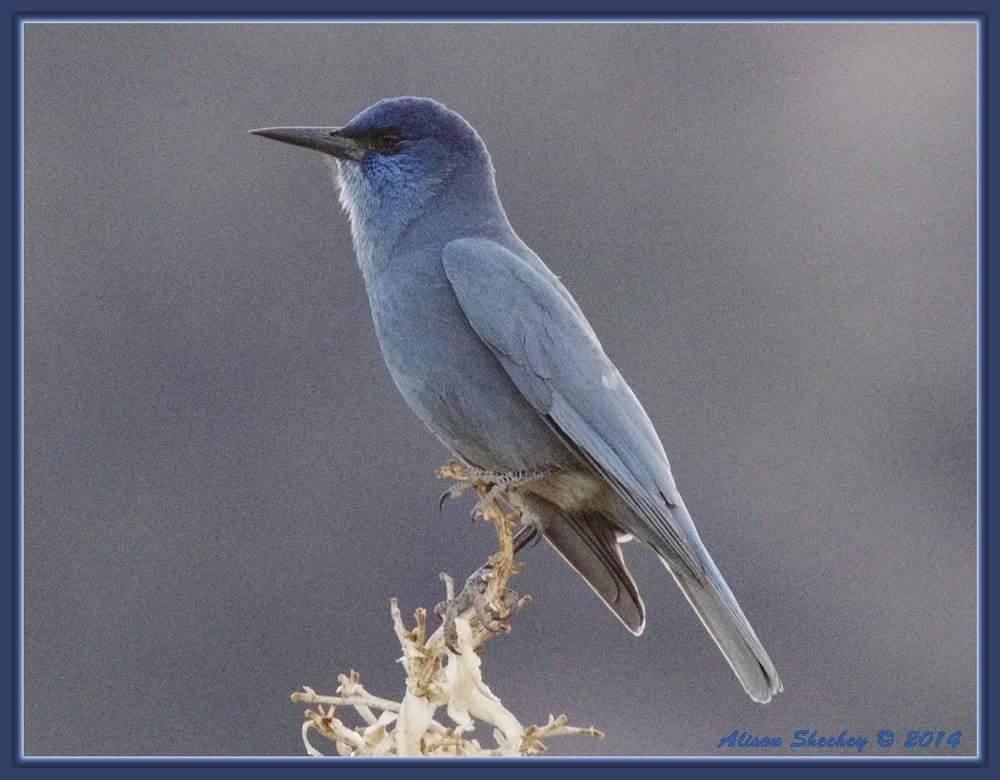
442 237 704 578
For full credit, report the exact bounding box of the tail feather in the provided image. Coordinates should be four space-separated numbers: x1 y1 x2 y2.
544 510 646 635
519 491 781 702
662 550 782 703
521 493 645 634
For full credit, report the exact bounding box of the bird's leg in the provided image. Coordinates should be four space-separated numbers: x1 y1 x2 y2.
474 467 557 519
437 460 556 518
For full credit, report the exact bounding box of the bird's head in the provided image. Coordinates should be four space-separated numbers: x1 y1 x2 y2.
252 97 497 259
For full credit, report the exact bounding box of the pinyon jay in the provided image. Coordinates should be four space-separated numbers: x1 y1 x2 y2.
251 97 781 703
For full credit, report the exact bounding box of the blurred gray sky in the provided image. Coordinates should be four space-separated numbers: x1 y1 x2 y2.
22 21 977 758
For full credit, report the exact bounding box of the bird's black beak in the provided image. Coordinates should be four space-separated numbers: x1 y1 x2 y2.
249 126 366 162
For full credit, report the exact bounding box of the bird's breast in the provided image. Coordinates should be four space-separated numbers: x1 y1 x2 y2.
361 248 569 474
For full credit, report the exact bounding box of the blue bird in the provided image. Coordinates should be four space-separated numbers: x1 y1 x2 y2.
251 97 782 703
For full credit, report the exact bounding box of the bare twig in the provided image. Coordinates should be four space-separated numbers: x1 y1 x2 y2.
290 462 604 757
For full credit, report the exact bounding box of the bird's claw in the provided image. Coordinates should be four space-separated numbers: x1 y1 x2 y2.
435 475 493 521
438 484 467 513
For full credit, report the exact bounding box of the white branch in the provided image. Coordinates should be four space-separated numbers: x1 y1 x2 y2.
291 462 605 757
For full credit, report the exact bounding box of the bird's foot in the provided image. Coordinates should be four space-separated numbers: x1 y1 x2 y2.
437 460 557 519
437 461 479 512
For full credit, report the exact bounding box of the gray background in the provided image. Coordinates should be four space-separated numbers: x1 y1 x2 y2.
23 22 977 758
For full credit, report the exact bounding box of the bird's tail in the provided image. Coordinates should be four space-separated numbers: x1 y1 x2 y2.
519 493 646 635
543 509 646 636
659 543 782 703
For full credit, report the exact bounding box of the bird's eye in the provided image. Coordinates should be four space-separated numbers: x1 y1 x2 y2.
354 128 402 156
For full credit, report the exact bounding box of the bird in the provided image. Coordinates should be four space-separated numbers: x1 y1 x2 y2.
250 97 782 703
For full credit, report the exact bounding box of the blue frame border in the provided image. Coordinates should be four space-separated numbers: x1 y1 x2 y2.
3 5 990 775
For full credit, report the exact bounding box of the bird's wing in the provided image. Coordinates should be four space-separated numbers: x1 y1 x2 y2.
443 238 782 703
442 237 704 580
